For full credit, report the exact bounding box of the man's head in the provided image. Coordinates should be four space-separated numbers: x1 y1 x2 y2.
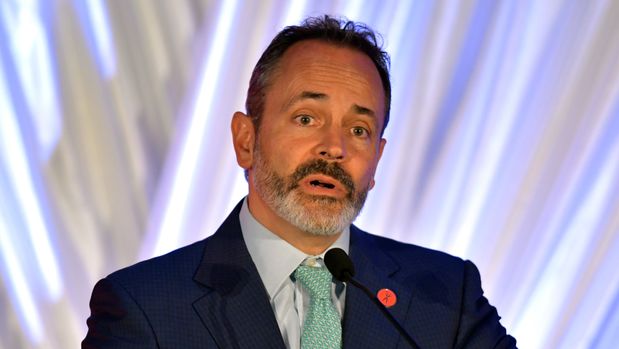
246 15 391 135
232 16 390 246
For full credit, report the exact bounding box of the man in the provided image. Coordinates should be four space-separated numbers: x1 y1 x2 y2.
83 16 517 348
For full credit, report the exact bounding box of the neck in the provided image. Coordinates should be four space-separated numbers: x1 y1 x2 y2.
246 192 341 256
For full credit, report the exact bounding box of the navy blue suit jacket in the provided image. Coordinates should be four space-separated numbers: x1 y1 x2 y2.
83 201 516 348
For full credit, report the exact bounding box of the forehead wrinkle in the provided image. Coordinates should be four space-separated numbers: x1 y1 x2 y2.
283 52 373 88
310 64 371 89
280 64 377 111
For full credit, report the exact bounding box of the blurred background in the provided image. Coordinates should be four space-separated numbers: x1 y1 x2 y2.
1 0 618 348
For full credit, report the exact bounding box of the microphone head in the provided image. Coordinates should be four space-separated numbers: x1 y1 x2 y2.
324 248 355 282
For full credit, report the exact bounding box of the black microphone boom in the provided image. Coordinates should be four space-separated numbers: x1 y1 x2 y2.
324 248 421 349
324 247 355 281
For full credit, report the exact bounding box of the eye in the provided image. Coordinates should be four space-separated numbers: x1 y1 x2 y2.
351 126 369 138
295 114 314 126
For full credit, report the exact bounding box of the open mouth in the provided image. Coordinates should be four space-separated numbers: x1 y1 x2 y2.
309 179 336 189
300 174 347 198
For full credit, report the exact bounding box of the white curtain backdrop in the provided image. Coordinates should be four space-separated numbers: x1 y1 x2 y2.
1 0 618 348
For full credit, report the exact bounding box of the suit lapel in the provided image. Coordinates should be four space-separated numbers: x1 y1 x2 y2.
342 226 420 348
192 202 286 349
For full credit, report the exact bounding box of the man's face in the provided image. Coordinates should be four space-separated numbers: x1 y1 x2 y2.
240 40 386 236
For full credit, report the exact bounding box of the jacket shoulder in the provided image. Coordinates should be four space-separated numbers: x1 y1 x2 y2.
353 226 466 272
105 239 207 292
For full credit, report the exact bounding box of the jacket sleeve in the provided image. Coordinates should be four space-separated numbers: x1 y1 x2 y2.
454 260 517 349
82 278 158 349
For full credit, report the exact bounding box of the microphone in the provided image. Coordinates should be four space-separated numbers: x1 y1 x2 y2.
325 248 420 349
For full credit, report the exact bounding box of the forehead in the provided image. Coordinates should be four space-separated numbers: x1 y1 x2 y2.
266 40 386 120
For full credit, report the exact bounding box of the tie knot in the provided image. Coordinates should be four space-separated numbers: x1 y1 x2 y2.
294 265 332 299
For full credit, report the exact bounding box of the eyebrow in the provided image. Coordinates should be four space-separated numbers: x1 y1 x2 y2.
352 104 376 118
283 90 377 118
283 91 328 111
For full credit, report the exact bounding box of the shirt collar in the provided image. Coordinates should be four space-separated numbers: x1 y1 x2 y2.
240 197 350 300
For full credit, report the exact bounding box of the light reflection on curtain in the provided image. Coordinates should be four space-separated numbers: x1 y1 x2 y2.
0 1 618 348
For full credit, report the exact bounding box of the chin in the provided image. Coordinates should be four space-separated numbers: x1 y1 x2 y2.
276 191 358 236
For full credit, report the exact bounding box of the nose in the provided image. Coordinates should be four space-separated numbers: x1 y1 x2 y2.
316 127 346 160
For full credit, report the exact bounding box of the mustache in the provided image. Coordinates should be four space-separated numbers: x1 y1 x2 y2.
288 159 355 193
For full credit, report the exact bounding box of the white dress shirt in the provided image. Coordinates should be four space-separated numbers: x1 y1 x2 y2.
240 198 349 349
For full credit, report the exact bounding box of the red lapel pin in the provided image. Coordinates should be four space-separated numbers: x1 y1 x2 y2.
377 288 397 308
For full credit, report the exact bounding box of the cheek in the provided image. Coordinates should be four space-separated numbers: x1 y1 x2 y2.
274 131 316 157
260 138 307 174
350 158 380 188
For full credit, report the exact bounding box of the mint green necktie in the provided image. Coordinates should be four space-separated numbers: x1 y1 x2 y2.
294 264 342 349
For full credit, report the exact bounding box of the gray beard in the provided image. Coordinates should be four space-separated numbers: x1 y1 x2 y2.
251 148 369 236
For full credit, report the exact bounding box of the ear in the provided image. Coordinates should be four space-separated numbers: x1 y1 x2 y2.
368 138 387 190
231 111 256 170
